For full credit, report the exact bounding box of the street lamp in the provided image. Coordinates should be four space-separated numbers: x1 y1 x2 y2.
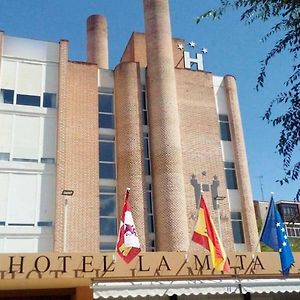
61 189 74 252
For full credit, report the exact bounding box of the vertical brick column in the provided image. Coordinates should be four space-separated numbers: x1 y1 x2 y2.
55 39 99 252
87 15 109 69
114 62 147 250
224 75 259 251
143 0 189 251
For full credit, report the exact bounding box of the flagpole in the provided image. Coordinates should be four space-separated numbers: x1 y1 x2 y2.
186 187 206 262
252 192 274 258
114 188 130 263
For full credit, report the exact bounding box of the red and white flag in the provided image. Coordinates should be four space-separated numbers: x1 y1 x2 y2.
116 188 141 263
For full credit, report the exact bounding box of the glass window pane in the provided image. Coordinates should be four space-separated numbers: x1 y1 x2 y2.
220 122 231 141
43 93 56 108
144 138 149 158
99 163 115 179
224 161 235 168
99 94 113 113
0 89 14 104
225 169 238 189
148 216 155 233
99 142 115 162
146 191 152 214
100 242 116 252
232 220 245 243
99 114 114 128
100 186 116 193
0 152 10 161
144 159 151 175
100 194 116 216
219 114 229 122
17 94 40 107
100 218 117 235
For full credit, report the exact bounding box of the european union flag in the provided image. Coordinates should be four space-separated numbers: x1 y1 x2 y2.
260 196 294 275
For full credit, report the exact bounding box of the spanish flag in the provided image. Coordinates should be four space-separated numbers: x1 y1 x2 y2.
116 188 141 263
192 195 230 272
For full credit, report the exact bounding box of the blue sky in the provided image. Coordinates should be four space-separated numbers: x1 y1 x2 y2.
0 0 297 201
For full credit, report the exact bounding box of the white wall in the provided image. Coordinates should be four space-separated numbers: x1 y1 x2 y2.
0 35 59 252
213 76 245 248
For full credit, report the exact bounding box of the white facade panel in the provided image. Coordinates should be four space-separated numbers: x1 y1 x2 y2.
44 64 58 93
0 59 17 90
7 174 37 224
221 141 234 162
227 189 242 212
0 173 9 221
0 114 13 153
37 237 53 252
213 76 228 115
3 36 59 63
4 237 35 252
13 115 40 159
41 116 56 158
99 69 114 89
38 174 55 221
18 62 43 96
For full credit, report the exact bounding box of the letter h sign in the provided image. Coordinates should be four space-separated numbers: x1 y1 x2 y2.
183 51 204 71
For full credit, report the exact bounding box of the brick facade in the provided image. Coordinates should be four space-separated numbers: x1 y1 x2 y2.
55 40 99 252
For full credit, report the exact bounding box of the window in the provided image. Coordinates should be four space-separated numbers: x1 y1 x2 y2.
0 89 14 104
17 94 40 107
231 212 245 243
286 225 300 238
99 186 117 236
146 184 155 233
146 183 156 251
43 93 56 108
13 158 39 163
0 152 10 161
37 221 53 227
143 133 151 176
224 162 238 189
41 158 55 164
99 93 114 128
142 90 148 126
99 135 116 179
219 114 231 141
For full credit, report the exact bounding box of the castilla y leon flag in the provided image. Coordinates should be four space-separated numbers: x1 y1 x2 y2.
116 188 141 263
192 195 230 273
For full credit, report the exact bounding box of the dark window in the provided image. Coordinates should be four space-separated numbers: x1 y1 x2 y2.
143 133 151 176
13 158 39 163
43 93 56 108
0 89 14 104
100 242 116 252
100 218 117 235
231 212 245 243
99 137 115 179
142 91 148 126
41 158 55 164
17 94 40 107
37 221 53 227
99 93 114 128
224 162 238 189
99 186 117 236
219 114 231 141
99 163 115 179
99 94 113 113
99 141 115 162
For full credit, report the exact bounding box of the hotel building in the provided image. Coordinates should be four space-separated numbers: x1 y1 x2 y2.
2 1 292 299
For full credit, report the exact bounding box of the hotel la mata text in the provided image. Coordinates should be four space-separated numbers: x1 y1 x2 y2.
0 252 299 281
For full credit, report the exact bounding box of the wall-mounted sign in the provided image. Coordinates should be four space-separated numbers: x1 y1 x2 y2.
183 51 204 71
0 251 300 289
